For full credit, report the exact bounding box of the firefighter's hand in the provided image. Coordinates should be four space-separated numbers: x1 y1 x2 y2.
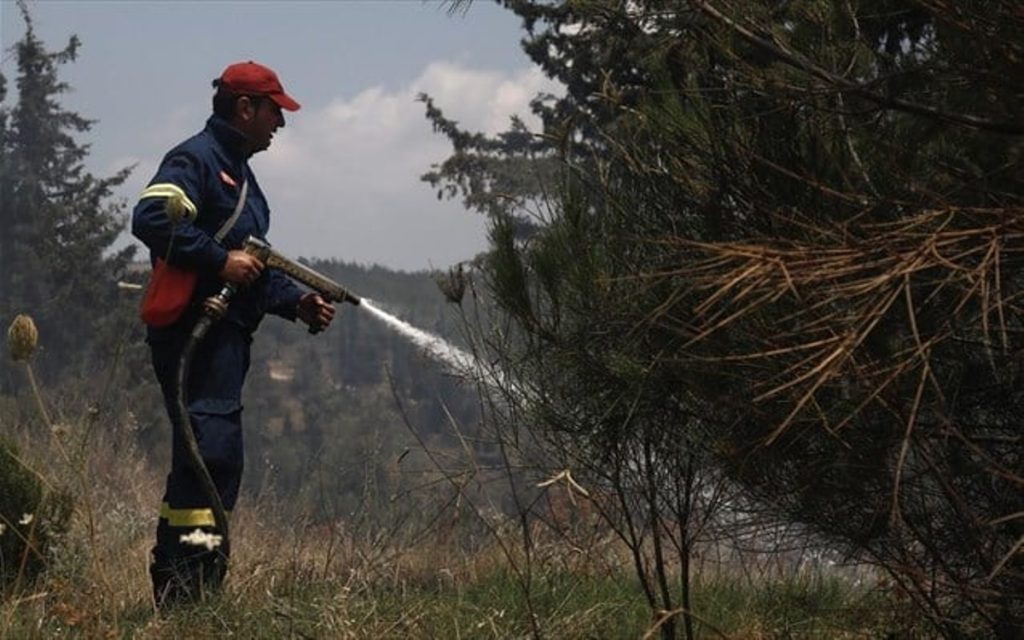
298 293 336 334
220 250 264 286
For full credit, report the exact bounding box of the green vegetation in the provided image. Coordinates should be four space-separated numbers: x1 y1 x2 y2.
0 4 136 391
422 1 1023 637
1 1 1020 638
2 498 907 639
135 571 903 639
0 436 72 590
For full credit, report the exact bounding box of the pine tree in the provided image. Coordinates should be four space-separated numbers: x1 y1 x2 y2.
428 1 1023 636
0 2 136 389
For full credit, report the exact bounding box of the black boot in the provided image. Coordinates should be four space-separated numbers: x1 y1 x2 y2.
151 547 227 610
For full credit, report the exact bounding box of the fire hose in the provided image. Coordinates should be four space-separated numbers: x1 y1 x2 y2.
172 236 360 558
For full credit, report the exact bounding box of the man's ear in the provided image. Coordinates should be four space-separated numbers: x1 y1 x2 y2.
235 96 256 122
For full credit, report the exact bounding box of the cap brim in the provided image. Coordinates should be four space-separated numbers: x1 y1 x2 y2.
269 92 301 112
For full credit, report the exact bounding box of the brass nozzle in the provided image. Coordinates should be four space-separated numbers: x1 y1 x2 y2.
242 236 361 306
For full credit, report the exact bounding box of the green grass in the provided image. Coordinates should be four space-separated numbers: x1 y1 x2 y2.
2 557 910 639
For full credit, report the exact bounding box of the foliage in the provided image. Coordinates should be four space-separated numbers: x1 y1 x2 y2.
3 504 909 639
0 1 137 392
0 4 970 636
425 0 1024 637
0 437 72 591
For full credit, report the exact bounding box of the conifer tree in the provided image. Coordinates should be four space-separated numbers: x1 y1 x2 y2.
0 2 135 389
428 1 1023 636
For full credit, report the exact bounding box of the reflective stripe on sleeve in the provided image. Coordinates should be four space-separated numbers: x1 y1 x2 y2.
139 183 198 222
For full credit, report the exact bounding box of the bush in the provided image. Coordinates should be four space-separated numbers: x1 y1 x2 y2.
0 436 72 591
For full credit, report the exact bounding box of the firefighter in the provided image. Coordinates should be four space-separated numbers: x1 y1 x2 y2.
132 61 335 607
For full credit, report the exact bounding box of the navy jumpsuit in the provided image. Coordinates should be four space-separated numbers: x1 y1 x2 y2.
132 115 305 604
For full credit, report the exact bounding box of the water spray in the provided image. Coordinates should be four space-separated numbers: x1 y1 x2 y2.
360 299 475 374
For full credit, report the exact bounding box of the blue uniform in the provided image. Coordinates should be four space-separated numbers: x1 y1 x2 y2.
132 115 304 604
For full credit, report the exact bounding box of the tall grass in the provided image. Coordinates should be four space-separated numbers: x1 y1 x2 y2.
0 317 915 638
0 423 912 640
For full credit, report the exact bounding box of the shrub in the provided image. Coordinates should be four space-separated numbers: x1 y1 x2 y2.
0 436 72 591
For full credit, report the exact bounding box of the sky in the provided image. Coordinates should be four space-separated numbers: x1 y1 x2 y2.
0 0 560 272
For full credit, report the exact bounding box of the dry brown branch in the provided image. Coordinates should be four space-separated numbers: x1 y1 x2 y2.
627 201 1023 631
644 209 1023 441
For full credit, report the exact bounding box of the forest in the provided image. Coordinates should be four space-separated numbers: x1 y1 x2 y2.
1 1 1021 638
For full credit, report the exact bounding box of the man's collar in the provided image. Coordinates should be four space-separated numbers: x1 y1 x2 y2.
207 115 250 160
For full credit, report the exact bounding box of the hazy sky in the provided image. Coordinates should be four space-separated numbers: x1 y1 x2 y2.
1 0 559 271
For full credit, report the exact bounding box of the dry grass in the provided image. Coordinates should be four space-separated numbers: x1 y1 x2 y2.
0 468 906 638
0 381 910 639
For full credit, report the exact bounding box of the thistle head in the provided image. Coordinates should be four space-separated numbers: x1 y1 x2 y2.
7 314 39 362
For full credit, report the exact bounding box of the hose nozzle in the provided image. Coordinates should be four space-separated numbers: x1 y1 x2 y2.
242 236 361 306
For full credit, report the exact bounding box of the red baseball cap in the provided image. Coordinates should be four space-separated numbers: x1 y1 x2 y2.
217 61 301 111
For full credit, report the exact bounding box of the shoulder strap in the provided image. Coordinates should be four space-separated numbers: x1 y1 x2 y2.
213 179 249 244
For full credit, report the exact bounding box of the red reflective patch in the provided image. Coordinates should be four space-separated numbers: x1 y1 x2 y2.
219 170 238 187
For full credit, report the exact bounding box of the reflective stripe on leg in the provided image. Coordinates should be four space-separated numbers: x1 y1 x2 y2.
158 502 231 528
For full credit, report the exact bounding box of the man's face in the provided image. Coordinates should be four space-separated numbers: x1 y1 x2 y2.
236 96 285 154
